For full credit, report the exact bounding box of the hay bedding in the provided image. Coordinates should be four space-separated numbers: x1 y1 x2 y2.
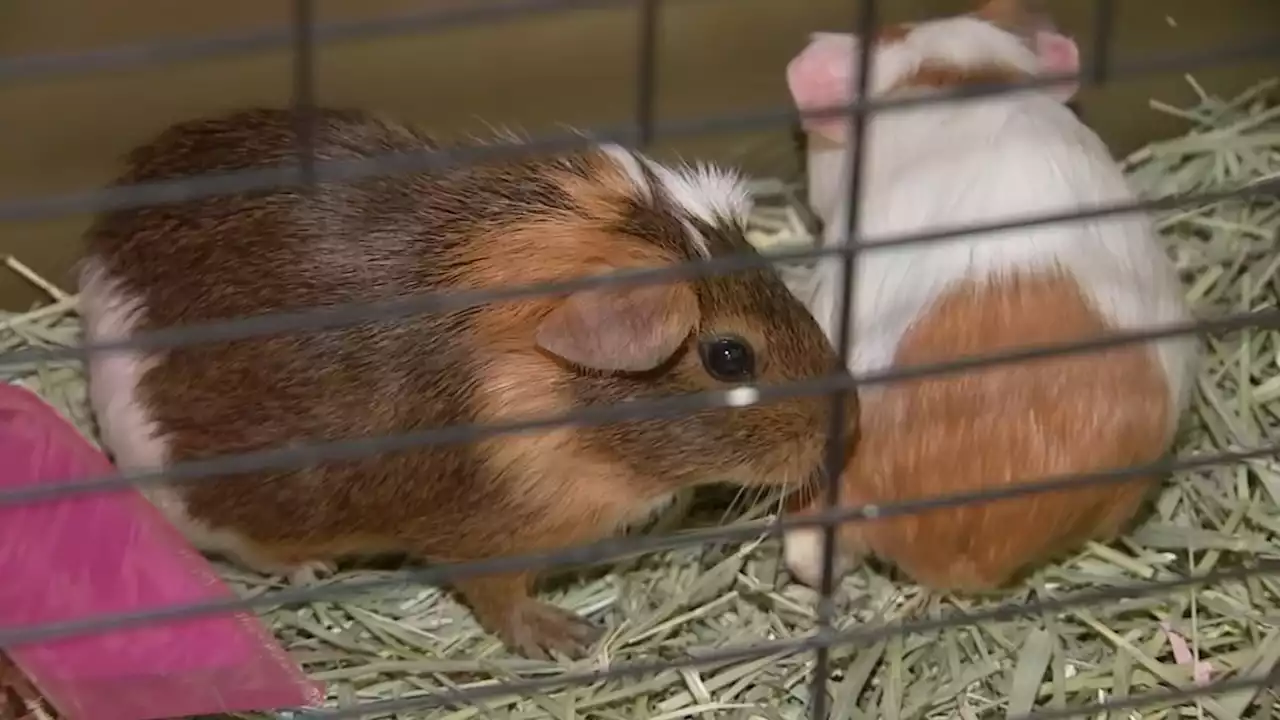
1 76 1279 720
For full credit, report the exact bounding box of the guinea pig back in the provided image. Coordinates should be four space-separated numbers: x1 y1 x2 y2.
77 108 851 659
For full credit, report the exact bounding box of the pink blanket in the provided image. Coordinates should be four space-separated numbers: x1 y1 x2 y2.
0 383 323 719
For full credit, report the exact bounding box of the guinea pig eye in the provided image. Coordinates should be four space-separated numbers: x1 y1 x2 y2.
698 334 757 383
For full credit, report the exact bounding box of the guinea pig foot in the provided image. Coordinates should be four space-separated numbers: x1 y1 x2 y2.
502 600 603 661
229 542 339 584
782 526 854 589
285 560 338 586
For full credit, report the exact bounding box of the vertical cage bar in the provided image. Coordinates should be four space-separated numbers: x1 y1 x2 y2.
635 0 661 149
292 0 318 189
1090 0 1117 84
808 0 879 718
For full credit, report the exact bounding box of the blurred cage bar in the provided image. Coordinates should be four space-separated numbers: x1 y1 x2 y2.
0 0 1279 718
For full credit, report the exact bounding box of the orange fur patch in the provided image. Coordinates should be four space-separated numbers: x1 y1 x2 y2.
465 220 694 348
461 216 695 551
889 60 1027 95
471 349 671 550
840 271 1172 591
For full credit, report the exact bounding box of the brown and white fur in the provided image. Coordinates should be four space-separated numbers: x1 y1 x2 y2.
781 0 1199 593
77 107 856 659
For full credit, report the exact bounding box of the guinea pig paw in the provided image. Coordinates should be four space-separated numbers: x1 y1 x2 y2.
286 560 338 586
782 527 851 589
504 601 603 661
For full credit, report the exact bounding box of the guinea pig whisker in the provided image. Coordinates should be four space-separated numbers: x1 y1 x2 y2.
697 486 748 565
720 486 751 525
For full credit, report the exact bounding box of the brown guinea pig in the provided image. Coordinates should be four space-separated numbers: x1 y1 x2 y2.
76 107 856 660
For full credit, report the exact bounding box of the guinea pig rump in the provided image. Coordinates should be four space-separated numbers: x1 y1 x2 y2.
788 270 1174 592
861 272 1172 590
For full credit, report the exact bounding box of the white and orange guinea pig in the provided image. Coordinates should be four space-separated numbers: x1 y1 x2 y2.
782 0 1200 593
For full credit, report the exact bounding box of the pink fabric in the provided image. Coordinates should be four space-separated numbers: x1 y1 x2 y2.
0 384 324 720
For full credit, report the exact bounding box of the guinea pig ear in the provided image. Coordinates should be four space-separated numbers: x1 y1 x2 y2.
1033 29 1081 103
786 32 861 144
978 0 1080 103
536 282 699 373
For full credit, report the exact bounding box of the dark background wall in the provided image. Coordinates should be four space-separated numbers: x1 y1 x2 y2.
1 0 1276 308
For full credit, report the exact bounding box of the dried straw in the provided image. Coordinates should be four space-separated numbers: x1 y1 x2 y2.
2 76 1278 719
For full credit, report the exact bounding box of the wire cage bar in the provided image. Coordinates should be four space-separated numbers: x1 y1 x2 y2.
1 0 1279 718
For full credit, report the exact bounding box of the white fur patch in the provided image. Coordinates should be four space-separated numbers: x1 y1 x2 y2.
782 526 850 589
649 160 753 234
802 54 1199 439
600 144 652 200
77 258 253 560
598 144 753 260
78 259 166 472
679 218 711 260
801 17 1052 232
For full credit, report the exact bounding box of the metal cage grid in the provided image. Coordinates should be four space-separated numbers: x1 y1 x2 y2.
1 0 1279 718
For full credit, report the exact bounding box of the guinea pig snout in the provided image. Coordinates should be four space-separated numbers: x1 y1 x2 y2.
757 412 854 490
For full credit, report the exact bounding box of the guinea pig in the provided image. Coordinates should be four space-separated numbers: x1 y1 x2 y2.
779 0 1200 593
76 107 857 660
